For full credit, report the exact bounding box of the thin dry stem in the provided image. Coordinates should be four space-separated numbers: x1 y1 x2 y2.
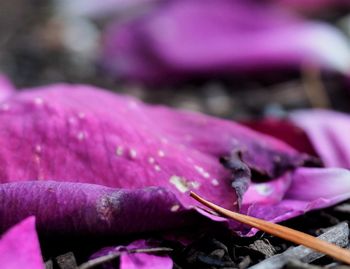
190 191 350 264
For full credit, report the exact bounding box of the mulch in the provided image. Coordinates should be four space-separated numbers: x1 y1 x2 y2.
1 1 350 269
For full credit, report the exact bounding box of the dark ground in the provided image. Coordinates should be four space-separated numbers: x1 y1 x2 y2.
1 1 350 269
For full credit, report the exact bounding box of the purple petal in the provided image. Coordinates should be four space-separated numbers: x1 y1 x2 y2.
102 0 350 83
242 173 292 205
0 181 201 235
290 110 350 168
0 217 44 269
0 84 308 212
271 0 350 12
240 168 350 235
242 118 318 157
120 251 172 269
91 240 172 269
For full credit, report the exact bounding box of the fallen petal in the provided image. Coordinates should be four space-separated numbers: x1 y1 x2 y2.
242 118 318 157
0 83 309 212
270 0 350 12
244 110 350 169
102 0 350 83
290 109 350 168
0 181 200 235
0 217 44 269
90 240 172 269
241 168 350 235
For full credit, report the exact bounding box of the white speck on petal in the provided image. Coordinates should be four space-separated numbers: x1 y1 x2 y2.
154 165 161 171
68 117 76 124
169 176 200 192
158 150 165 157
255 184 273 196
194 165 210 178
211 179 219 186
77 131 85 140
169 176 189 193
189 181 201 189
34 97 44 106
203 172 210 178
170 205 180 212
116 146 124 156
78 112 86 119
148 157 155 164
194 165 204 173
129 149 137 158
35 145 42 154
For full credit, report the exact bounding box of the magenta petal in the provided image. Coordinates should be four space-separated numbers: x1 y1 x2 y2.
0 181 201 235
242 173 292 205
0 217 44 269
241 168 350 235
102 0 350 83
247 110 350 169
120 240 172 269
242 118 318 156
272 0 350 12
290 109 350 168
0 84 308 212
91 240 172 269
285 168 350 205
0 74 14 103
120 251 172 269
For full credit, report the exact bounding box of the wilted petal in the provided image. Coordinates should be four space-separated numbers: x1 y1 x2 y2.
271 0 350 12
91 240 172 269
244 110 350 169
290 109 350 168
0 181 202 235
243 118 318 157
0 84 309 212
285 168 350 205
102 0 350 83
240 168 350 235
0 217 44 269
242 173 292 205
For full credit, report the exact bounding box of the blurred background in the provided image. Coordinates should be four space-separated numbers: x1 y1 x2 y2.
1 0 350 119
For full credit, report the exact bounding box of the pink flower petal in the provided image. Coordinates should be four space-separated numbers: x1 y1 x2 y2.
0 181 204 236
0 217 44 269
0 84 308 212
240 168 350 235
102 0 350 83
271 0 350 12
243 118 318 157
290 109 350 168
244 110 350 169
91 240 172 269
2 83 348 239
